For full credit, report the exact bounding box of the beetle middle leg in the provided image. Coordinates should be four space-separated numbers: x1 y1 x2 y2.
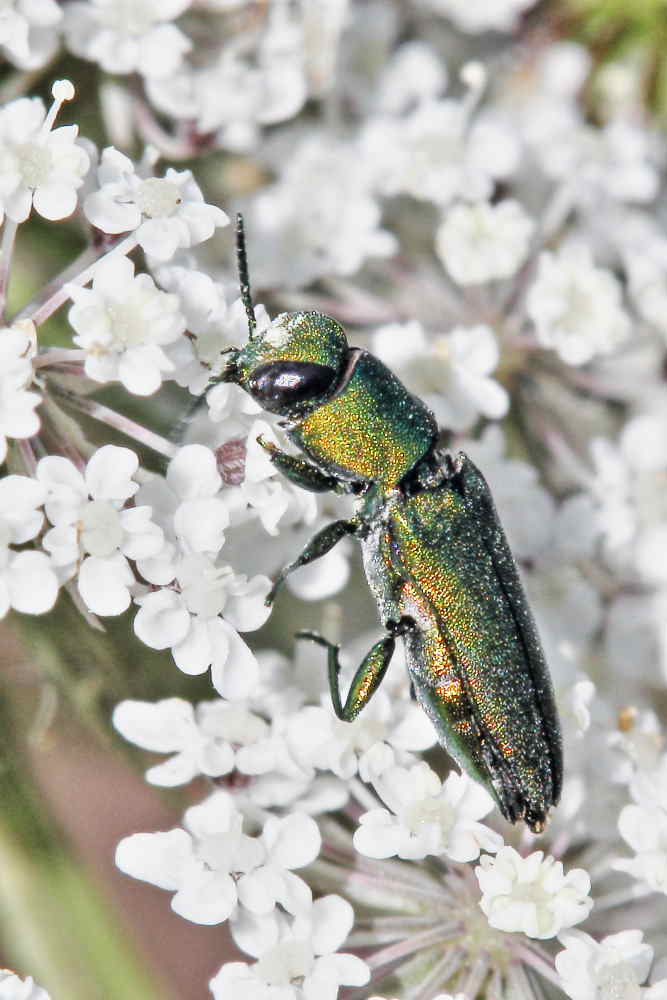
265 516 361 606
296 616 415 722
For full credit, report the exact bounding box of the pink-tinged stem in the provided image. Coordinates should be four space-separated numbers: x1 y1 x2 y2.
16 438 37 475
366 924 459 970
16 234 138 327
405 947 466 1000
0 220 18 321
34 348 87 369
515 944 561 987
62 393 178 459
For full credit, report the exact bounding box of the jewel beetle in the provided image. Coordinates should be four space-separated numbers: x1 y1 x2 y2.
218 215 562 833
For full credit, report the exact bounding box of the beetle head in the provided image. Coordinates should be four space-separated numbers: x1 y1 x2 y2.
220 216 349 416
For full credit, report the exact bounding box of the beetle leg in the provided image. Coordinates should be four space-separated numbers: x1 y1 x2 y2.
257 436 345 494
296 629 396 721
265 517 360 606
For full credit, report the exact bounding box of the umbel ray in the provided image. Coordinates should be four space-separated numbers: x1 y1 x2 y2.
217 214 562 834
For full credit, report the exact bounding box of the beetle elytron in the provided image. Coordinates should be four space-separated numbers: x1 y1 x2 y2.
218 215 562 833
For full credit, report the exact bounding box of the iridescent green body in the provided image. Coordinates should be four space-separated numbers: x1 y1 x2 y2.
221 299 562 832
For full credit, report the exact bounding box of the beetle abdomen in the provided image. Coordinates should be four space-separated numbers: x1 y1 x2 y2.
382 456 562 832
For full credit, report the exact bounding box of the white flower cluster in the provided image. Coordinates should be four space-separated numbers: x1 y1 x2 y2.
0 969 50 1000
556 929 667 1000
0 322 40 463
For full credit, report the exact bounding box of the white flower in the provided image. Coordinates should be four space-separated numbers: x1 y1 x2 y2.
614 802 667 895
155 272 269 395
84 148 228 259
375 41 446 115
130 444 270 693
0 473 45 544
0 473 58 617
145 7 307 148
116 792 318 925
112 697 272 786
0 549 58 617
0 969 51 1000
210 895 369 1000
241 419 318 537
67 254 186 395
0 322 41 464
555 928 662 1000
588 415 667 586
420 0 538 32
247 137 396 289
372 321 508 432
37 446 163 615
0 0 62 70
287 679 435 783
526 245 630 365
0 82 89 222
475 846 593 939
116 793 260 925
354 761 503 862
63 0 191 79
436 200 534 285
137 444 230 562
133 563 269 698
234 813 321 917
364 98 519 206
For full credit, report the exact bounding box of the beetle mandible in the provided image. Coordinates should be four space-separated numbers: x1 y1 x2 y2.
218 215 562 833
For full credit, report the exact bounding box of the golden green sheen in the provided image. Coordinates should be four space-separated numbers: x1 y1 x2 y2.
292 352 436 487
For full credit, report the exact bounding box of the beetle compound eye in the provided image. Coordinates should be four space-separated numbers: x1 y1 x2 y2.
247 361 338 412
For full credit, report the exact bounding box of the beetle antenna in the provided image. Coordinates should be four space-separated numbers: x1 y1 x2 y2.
236 212 257 340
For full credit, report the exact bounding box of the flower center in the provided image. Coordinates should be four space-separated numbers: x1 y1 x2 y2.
405 795 454 838
136 178 182 219
178 556 232 618
105 298 152 346
256 941 313 985
15 142 53 189
596 964 642 1000
79 500 123 557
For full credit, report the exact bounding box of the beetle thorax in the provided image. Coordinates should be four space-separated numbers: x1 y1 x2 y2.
290 350 437 489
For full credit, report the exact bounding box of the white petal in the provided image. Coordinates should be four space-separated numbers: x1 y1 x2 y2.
112 698 196 752
309 894 354 955
7 551 58 614
85 445 138 502
263 814 321 869
174 497 228 554
173 618 215 675
78 553 133 615
211 621 259 698
134 590 191 650
115 829 193 890
171 870 237 925
33 182 78 220
145 753 199 787
167 445 221 500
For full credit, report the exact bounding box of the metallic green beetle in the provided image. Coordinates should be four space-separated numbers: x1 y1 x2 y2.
219 216 562 833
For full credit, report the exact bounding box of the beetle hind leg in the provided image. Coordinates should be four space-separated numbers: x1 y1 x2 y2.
296 628 397 722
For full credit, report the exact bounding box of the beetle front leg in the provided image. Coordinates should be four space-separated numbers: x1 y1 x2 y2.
265 517 360 606
257 436 345 494
296 629 396 721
